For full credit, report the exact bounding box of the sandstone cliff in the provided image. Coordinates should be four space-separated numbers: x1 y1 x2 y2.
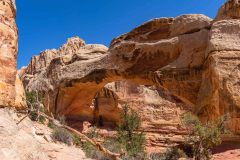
93 81 188 152
21 0 240 150
0 0 19 108
22 14 211 117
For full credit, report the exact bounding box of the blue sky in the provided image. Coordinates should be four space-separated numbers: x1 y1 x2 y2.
16 0 225 68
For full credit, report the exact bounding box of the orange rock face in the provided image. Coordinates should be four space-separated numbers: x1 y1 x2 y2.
93 81 188 152
21 0 240 148
0 0 19 107
22 14 211 116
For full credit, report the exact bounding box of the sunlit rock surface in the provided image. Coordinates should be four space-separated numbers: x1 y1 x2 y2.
0 108 89 160
0 0 19 107
21 0 240 151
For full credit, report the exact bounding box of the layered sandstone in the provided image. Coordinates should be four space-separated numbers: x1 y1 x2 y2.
216 0 240 21
21 0 240 142
197 4 240 134
0 0 18 107
92 81 188 152
22 14 211 117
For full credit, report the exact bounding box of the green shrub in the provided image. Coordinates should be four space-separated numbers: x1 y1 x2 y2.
147 146 186 160
51 128 73 145
117 104 145 158
148 152 165 160
87 126 99 139
81 138 122 160
73 134 82 146
79 127 114 160
47 120 56 129
182 112 229 160
164 146 186 160
57 115 66 125
74 104 146 160
26 91 46 123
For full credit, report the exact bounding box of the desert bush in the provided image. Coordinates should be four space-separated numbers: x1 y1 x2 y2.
117 104 146 159
72 125 108 159
57 114 66 125
182 112 229 160
81 137 123 160
79 126 116 160
74 104 146 160
47 120 56 129
164 146 187 160
81 142 110 160
51 127 73 145
147 146 186 160
87 126 99 139
72 134 82 146
148 152 165 160
26 91 46 123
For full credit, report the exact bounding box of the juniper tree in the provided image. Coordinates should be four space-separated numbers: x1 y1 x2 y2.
117 104 145 158
182 112 229 160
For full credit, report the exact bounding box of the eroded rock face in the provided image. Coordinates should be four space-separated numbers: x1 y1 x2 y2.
25 37 86 75
197 0 240 134
0 0 18 107
0 108 89 160
93 81 188 152
216 0 240 21
21 0 240 136
22 14 211 119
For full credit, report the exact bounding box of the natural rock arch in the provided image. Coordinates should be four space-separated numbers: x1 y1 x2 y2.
23 15 210 118
21 0 240 134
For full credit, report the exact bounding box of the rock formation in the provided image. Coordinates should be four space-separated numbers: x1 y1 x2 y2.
0 108 90 160
198 0 240 134
22 14 211 116
92 81 188 152
0 0 24 108
21 0 240 141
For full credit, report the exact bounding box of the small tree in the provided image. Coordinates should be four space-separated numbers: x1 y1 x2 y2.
117 104 145 158
182 112 229 160
26 91 46 123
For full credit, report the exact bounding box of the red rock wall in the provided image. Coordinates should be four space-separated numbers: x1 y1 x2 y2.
0 0 18 107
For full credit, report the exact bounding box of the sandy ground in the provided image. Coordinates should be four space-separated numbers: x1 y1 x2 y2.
213 141 240 160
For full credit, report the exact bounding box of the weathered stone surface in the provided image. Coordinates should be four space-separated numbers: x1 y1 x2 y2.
207 19 240 53
197 18 240 135
22 23 209 120
110 18 174 45
25 37 87 75
21 14 211 119
0 0 18 107
93 81 188 152
20 0 240 147
26 49 58 75
193 1 240 134
170 14 212 37
197 51 240 133
14 73 27 108
0 108 89 160
216 0 240 21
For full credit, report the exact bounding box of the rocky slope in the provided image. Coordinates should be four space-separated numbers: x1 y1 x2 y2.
0 0 22 108
20 0 240 152
0 108 90 160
